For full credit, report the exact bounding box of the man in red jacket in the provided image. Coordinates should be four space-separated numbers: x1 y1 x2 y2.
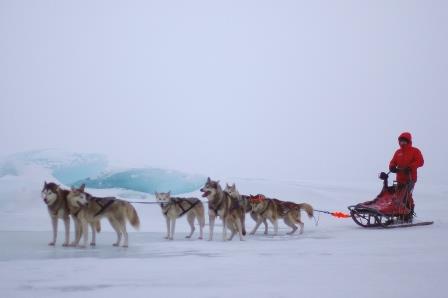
389 132 424 186
389 132 424 187
389 132 424 217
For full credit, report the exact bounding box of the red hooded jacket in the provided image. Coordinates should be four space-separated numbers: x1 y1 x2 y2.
389 132 424 183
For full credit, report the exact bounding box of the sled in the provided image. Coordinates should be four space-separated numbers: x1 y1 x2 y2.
348 172 433 229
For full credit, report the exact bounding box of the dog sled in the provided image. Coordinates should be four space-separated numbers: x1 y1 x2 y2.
348 172 433 229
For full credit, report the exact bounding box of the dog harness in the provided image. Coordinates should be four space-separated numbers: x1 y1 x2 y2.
258 199 272 216
163 198 200 218
92 197 115 217
208 195 224 215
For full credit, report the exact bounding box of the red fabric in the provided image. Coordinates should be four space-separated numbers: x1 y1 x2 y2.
389 132 424 183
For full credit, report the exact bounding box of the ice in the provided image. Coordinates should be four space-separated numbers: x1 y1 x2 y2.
0 149 108 185
74 168 206 195
0 150 205 195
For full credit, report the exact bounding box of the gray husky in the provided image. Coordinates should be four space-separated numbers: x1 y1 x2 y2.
41 181 100 247
155 191 205 240
67 184 140 247
41 182 71 246
224 183 269 235
200 178 246 241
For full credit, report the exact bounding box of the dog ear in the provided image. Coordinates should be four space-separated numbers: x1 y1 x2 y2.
71 186 76 191
79 184 85 192
232 183 236 189
167 191 171 196
207 177 211 183
44 181 47 187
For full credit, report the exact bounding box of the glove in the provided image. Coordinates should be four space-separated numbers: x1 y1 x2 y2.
379 172 389 180
389 166 398 173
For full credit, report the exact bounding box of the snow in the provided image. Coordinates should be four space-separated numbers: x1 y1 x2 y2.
0 167 447 298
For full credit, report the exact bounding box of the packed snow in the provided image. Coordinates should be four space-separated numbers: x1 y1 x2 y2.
0 162 446 298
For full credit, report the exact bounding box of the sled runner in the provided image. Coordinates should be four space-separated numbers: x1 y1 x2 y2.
348 172 433 228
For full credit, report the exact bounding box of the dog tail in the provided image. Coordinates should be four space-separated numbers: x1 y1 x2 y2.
95 221 101 233
125 203 140 230
298 203 314 218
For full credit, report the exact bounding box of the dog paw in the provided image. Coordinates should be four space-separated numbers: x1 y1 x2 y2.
90 242 96 247
164 236 169 239
198 236 203 240
48 242 55 246
122 245 128 248
168 237 174 241
62 243 69 247
185 235 192 239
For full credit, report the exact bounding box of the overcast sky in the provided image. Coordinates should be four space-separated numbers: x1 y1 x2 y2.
1 1 447 185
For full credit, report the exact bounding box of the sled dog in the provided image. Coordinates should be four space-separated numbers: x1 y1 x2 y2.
42 182 101 247
41 182 71 246
249 194 314 235
155 191 205 240
225 184 269 235
200 178 246 241
67 184 140 247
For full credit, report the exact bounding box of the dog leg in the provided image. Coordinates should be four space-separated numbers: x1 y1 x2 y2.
198 213 205 240
63 217 70 246
269 218 278 236
250 218 263 235
90 222 96 246
109 219 122 246
263 219 268 235
169 218 176 240
236 218 244 241
78 220 88 248
227 229 236 241
73 217 82 246
165 216 170 239
222 216 227 241
298 221 304 234
121 221 129 247
48 216 58 246
208 214 215 241
186 213 195 239
284 217 298 235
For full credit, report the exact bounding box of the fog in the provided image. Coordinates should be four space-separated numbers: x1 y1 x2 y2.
1 1 447 185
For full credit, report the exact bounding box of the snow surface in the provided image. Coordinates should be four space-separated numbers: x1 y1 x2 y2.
0 165 447 298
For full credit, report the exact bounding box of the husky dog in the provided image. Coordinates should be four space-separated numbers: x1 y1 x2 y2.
67 184 140 247
41 182 71 246
225 184 269 235
249 194 314 235
200 178 246 241
155 191 205 240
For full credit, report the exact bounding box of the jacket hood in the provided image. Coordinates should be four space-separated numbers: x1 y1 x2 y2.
398 132 412 145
